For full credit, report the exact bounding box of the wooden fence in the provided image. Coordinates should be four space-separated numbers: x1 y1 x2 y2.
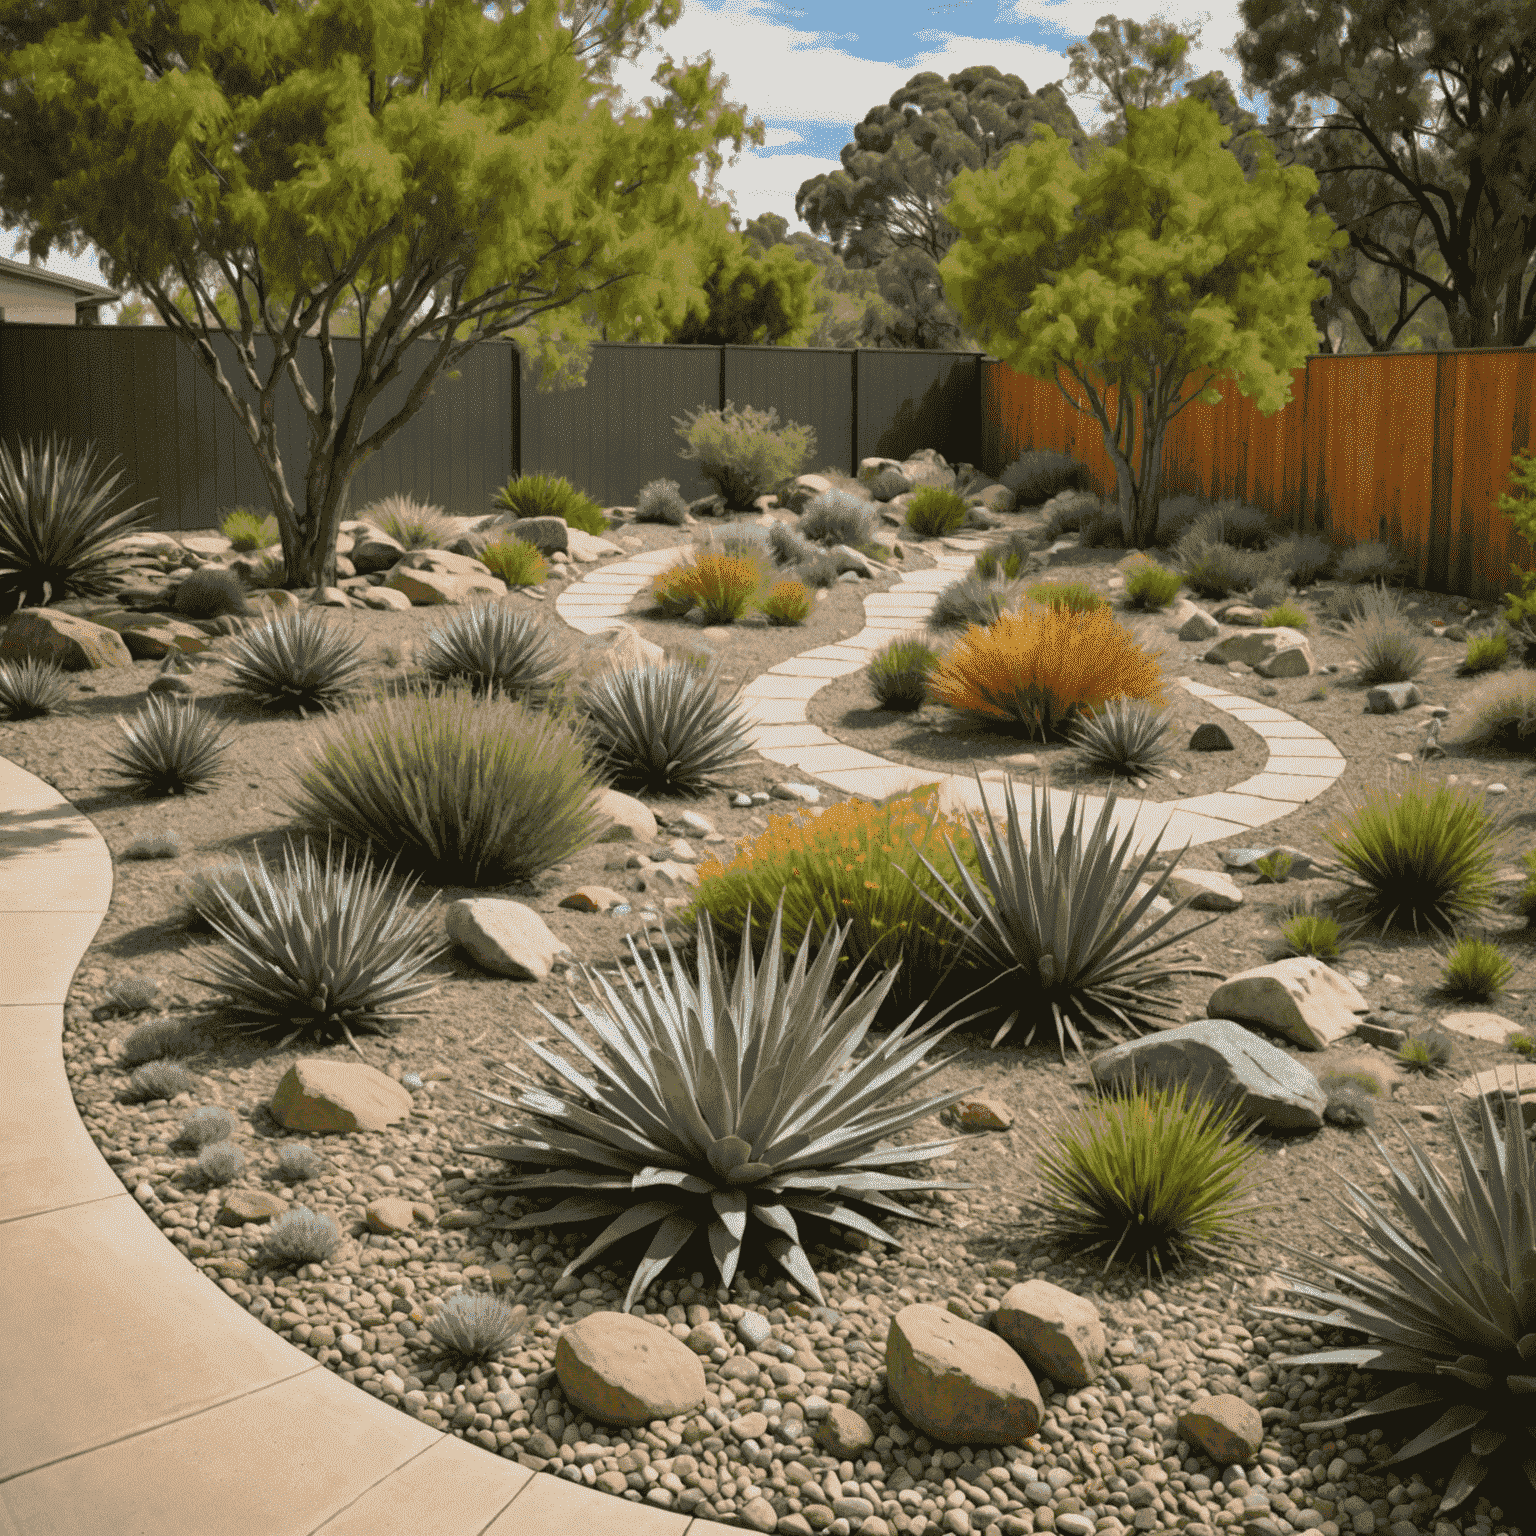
980 348 1536 602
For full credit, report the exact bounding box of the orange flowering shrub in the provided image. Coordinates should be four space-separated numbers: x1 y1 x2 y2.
759 579 812 625
929 604 1164 739
690 788 979 1014
651 553 761 622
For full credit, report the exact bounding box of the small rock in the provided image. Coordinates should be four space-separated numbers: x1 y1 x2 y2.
559 885 626 914
1365 681 1422 713
365 1197 423 1234
731 793 753 808
817 1405 875 1458
1178 1393 1263 1464
949 1091 1014 1131
1205 957 1368 1050
1489 783 1508 794
666 838 697 862
595 787 658 844
678 810 716 836
1189 723 1233 752
1176 606 1220 642
217 1190 287 1226
737 1311 773 1349
771 781 821 804
270 1059 413 1133
1217 604 1264 626
1164 869 1244 911
555 1310 707 1426
445 898 572 981
994 1280 1106 1388
1438 1010 1521 1044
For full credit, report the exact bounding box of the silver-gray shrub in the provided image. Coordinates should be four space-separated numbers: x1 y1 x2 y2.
274 1143 323 1183
176 1105 236 1148
261 1207 343 1267
767 520 812 567
102 974 162 1016
633 478 690 525
797 551 842 589
195 1140 246 1186
126 1060 195 1103
121 1016 201 1068
425 1291 528 1363
122 831 184 860
177 860 265 933
929 573 1024 631
799 489 876 548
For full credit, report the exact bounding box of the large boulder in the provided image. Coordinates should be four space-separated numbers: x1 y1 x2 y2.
269 1059 413 1133
565 527 625 562
885 1303 1043 1446
83 611 214 659
556 1312 707 1427
1203 627 1316 677
993 1280 1106 1388
444 898 572 981
1455 1063 1536 1127
777 473 838 514
385 565 508 606
0 608 134 671
349 529 407 574
1206 958 1368 1051
510 516 570 554
1090 1018 1328 1132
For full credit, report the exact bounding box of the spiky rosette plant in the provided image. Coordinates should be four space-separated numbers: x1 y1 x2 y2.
911 774 1223 1058
1069 697 1176 778
221 608 371 713
101 695 235 797
1261 1086 1536 1518
175 831 450 1055
0 654 73 718
459 907 974 1313
416 600 564 701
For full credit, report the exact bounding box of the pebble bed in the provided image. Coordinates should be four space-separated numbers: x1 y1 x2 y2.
58 979 1526 1536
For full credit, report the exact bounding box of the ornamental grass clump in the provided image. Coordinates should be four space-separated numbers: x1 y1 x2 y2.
973 533 1035 582
1439 937 1515 1002
360 494 453 552
477 536 547 587
176 860 264 933
689 789 978 1015
929 572 1024 631
424 1292 528 1364
261 1207 343 1268
1325 775 1501 934
800 488 877 549
175 1106 236 1148
222 608 372 713
1344 601 1425 685
912 776 1222 1057
120 1016 200 1068
1176 536 1278 599
1123 563 1183 610
125 1060 195 1103
1262 1088 1536 1519
651 553 761 623
101 695 235 797
416 601 564 702
1397 1027 1455 1076
274 1143 323 1183
220 507 278 551
194 1140 245 1188
1263 602 1310 630
1272 533 1334 587
1449 674 1536 748
176 831 450 1055
1025 1068 1267 1281
929 605 1164 741
904 485 969 537
462 906 972 1313
1335 538 1404 584
1277 905 1343 959
492 471 607 534
122 831 183 860
1460 632 1508 675
1025 580 1106 614
284 678 605 885
868 636 941 711
759 580 811 626
1069 698 1175 778
581 662 751 795
633 478 690 525
0 655 72 718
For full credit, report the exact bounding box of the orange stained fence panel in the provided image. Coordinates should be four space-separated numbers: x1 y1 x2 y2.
980 348 1536 602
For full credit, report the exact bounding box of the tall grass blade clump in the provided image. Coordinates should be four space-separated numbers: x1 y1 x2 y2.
101 695 235 797
904 486 969 537
1272 533 1334 587
929 605 1163 741
929 572 1024 631
1000 450 1091 507
800 488 877 548
416 601 564 702
973 533 1036 582
1123 563 1183 610
869 636 941 711
1025 580 1106 614
633 478 690 525
0 655 73 718
492 472 608 534
221 608 372 713
220 507 278 551
359 494 453 551
759 580 811 626
1335 538 1404 584
478 537 547 587
283 678 605 885
1344 599 1426 684
1449 674 1536 748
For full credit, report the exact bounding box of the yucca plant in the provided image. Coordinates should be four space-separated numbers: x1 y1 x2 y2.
283 679 605 886
1069 698 1175 778
1261 1088 1536 1519
869 636 941 711
1439 937 1515 1002
221 608 372 713
416 601 564 701
581 661 751 794
760 580 811 626
1123 563 1183 610
1326 775 1501 934
220 507 278 551
904 485 969 537
175 831 450 1055
911 775 1223 1057
460 906 973 1313
424 1292 528 1364
492 472 607 535
928 572 1024 631
0 655 73 718
101 695 235 797
478 536 547 587
1024 1066 1268 1280
360 494 453 551
0 432 158 614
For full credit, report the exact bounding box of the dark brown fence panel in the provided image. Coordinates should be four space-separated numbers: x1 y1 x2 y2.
856 350 984 472
516 343 724 507
0 324 515 532
722 346 855 482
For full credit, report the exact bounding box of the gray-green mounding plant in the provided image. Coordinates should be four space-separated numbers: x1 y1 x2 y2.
634 478 690 525
194 1140 245 1187
174 566 253 620
674 400 816 511
176 1106 236 1148
120 1017 200 1068
417 600 564 702
799 488 876 548
125 1060 195 1103
101 695 235 797
929 572 1023 631
461 906 974 1313
221 608 372 713
275 1143 323 1183
424 1292 528 1364
261 1207 343 1267
176 832 449 1056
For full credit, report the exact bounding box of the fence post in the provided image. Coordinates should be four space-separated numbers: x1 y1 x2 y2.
849 348 859 478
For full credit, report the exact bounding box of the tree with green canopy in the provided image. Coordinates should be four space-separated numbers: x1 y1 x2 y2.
0 0 764 589
1232 0 1536 350
938 93 1347 547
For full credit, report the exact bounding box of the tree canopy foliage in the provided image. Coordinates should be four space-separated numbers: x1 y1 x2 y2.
939 93 1346 547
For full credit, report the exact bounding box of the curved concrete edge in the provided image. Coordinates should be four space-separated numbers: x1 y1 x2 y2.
557 538 1348 854
0 752 734 1535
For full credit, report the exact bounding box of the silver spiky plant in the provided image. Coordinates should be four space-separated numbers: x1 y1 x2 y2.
1069 697 1177 778
0 655 73 718
101 694 235 796
460 905 974 1313
424 1292 528 1363
416 600 564 701
221 607 371 712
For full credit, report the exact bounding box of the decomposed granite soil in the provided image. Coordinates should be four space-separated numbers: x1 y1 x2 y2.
11 496 1536 1536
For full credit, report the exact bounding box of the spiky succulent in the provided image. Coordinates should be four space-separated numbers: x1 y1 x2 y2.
1069 697 1176 778
416 600 564 701
274 1143 323 1183
1262 1088 1536 1518
425 1292 528 1363
912 775 1223 1057
175 832 450 1055
125 1060 195 1102
0 655 73 718
221 607 371 712
176 1106 237 1148
460 907 973 1313
581 661 752 794
101 695 235 797
261 1207 343 1267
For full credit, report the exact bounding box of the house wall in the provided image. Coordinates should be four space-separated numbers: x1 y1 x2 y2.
0 271 82 325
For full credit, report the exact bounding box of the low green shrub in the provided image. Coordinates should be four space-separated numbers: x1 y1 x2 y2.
759 579 811 625
1262 603 1309 630
1277 907 1342 959
1271 533 1334 587
869 636 941 711
973 533 1036 581
120 1017 200 1068
1439 936 1515 1002
220 507 278 551
492 472 607 534
673 399 816 510
1025 580 1106 614
1253 851 1293 883
1397 1027 1454 1076
1177 537 1279 599
1460 631 1508 674
1123 563 1183 610
1518 850 1536 925
121 831 184 860
221 608 373 714
1183 501 1276 551
904 485 970 537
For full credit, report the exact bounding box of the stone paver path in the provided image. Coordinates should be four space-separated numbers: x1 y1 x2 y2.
557 536 1346 852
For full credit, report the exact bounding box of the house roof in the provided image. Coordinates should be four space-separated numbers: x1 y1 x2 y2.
0 252 122 304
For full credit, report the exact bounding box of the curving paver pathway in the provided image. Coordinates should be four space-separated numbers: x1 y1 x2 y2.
557 536 1347 852
1 536 1345 1533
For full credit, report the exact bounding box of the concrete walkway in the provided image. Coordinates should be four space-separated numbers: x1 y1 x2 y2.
2 538 1345 1534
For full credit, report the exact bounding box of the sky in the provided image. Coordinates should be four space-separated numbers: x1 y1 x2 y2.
9 0 1278 318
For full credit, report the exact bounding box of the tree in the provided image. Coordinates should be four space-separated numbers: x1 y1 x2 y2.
0 0 763 589
938 94 1347 547
795 65 1092 349
1232 0 1536 349
737 212 893 348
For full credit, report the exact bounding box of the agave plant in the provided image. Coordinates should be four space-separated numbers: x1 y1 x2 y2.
1261 1088 1536 1518
1069 698 1176 778
220 608 372 713
0 655 73 718
911 775 1224 1057
459 907 974 1313
425 1292 528 1364
581 661 752 794
175 831 450 1054
416 600 564 701
0 433 159 614
101 695 236 797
